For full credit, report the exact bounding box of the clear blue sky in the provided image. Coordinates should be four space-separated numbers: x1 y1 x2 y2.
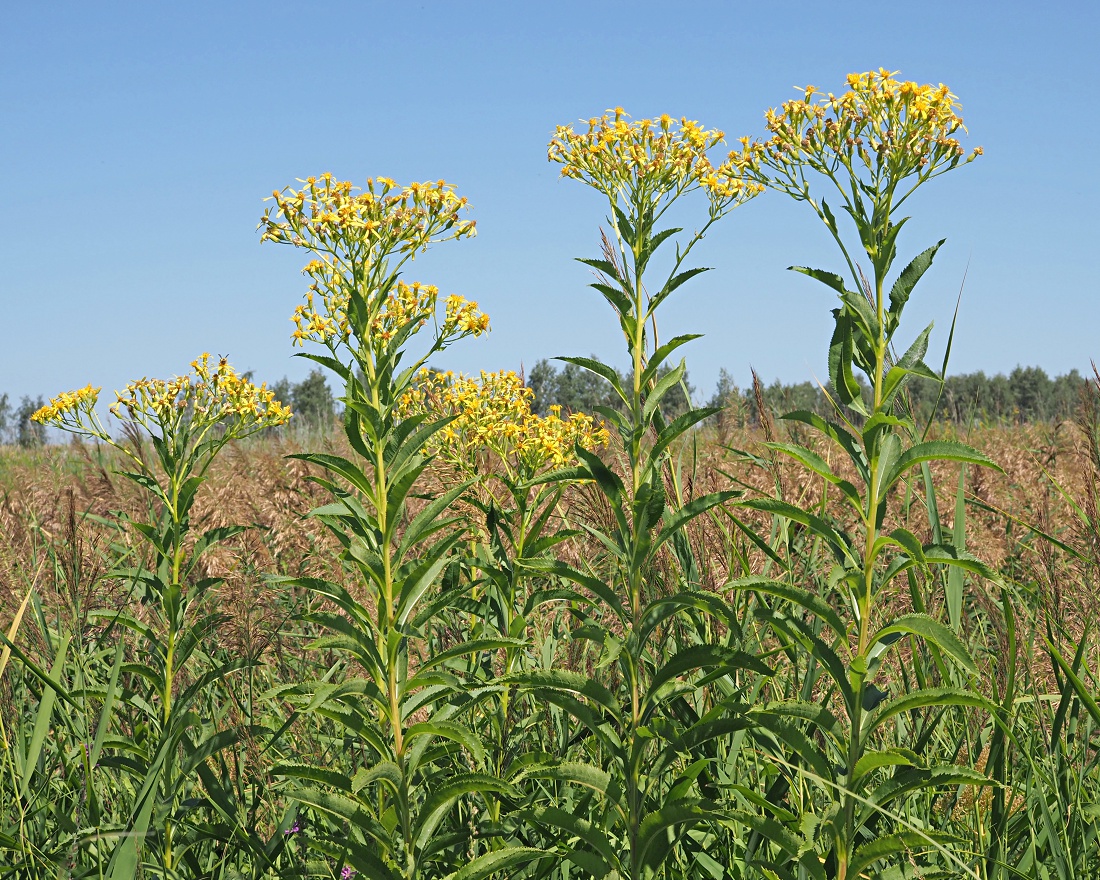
3 0 1097 409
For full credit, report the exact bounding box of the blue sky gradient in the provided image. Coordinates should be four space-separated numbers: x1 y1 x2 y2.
3 0 1097 408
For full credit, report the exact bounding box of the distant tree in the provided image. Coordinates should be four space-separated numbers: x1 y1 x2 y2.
0 393 10 443
269 369 337 429
291 369 337 426
528 358 617 416
1008 365 1052 421
724 365 1089 427
15 396 46 447
1052 369 1086 419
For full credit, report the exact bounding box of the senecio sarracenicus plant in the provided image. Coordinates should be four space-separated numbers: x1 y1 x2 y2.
399 368 608 825
30 357 291 877
260 175 546 880
728 69 999 878
509 111 774 880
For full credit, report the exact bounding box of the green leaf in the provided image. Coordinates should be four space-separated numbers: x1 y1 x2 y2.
653 490 739 553
883 440 1000 493
647 645 768 706
780 410 868 481
520 558 624 618
520 806 617 872
396 534 463 626
20 635 68 799
406 720 486 768
765 442 862 509
850 748 918 783
413 773 516 852
790 265 848 296
750 710 835 785
849 831 948 877
522 760 611 796
442 847 548 880
888 240 944 329
729 576 847 640
741 499 855 565
272 762 352 791
828 310 868 415
864 687 987 740
923 543 1000 583
351 760 402 794
650 267 710 315
1047 635 1100 727
637 800 727 870
639 334 702 389
870 614 979 677
576 256 626 285
509 669 622 722
556 355 628 402
642 359 687 426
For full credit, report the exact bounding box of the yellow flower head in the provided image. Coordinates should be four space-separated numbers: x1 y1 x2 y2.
31 384 101 427
398 368 608 477
260 174 474 263
548 110 764 212
110 354 292 435
262 174 484 354
759 68 981 187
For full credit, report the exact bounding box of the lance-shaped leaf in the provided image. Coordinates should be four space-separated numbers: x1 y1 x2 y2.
882 440 1000 494
638 334 702 388
556 355 629 405
653 490 739 553
887 240 944 333
863 687 987 743
781 410 869 482
848 830 955 878
412 773 518 853
729 575 848 641
649 267 710 316
869 614 979 677
442 847 550 880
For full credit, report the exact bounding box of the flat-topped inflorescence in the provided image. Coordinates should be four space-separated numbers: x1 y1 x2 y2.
548 108 764 215
752 68 982 206
261 173 486 357
32 354 290 446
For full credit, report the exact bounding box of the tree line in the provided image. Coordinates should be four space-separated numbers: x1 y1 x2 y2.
528 358 1094 427
5 363 1091 448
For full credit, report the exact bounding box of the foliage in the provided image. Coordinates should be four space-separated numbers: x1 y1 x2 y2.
2 357 291 876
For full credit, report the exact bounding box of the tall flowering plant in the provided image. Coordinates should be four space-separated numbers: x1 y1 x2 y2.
28 358 291 876
730 70 998 878
260 175 545 880
507 112 771 880
399 369 609 828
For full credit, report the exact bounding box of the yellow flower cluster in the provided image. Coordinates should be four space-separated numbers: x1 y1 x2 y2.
444 293 491 338
31 356 290 446
400 369 608 476
263 173 485 354
756 68 982 185
548 108 764 210
290 279 489 348
259 172 475 261
111 353 292 431
31 384 101 427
